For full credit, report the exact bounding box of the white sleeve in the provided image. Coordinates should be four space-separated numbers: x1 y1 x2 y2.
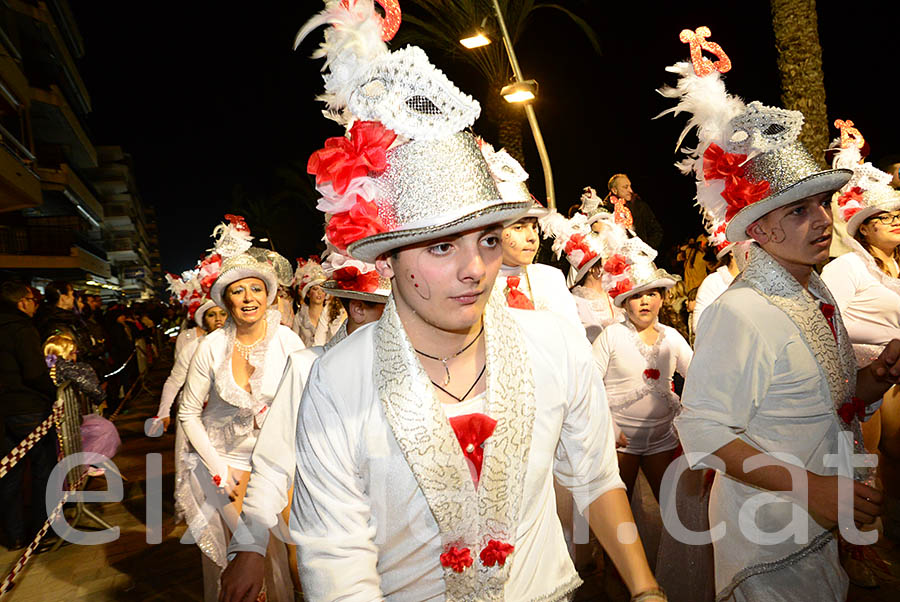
675 299 775 469
554 323 626 514
178 339 230 481
290 362 384 601
821 258 858 317
229 350 318 558
692 273 721 332
591 326 613 380
672 330 693 377
156 338 198 419
575 296 602 343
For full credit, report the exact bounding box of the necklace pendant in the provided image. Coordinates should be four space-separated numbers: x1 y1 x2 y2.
442 361 451 386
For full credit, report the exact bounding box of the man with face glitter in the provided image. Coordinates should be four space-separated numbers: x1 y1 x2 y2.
286 2 665 601
659 34 900 600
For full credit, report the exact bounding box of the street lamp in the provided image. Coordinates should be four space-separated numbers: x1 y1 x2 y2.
460 17 491 49
461 1 556 209
501 80 538 103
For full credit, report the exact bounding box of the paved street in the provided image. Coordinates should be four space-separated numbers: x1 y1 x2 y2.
1 357 899 601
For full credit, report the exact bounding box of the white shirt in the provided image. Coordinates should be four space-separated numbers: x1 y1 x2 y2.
498 263 585 335
571 286 623 343
821 251 900 348
179 313 304 477
692 266 736 332
291 309 623 601
175 324 202 357
593 321 692 427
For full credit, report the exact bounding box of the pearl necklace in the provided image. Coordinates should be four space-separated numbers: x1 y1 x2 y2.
234 322 267 362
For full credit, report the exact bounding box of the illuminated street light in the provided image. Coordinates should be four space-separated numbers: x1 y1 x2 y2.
460 31 490 49
501 80 538 103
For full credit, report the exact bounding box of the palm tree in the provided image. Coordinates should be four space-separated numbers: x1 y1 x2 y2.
770 0 829 167
394 1 600 163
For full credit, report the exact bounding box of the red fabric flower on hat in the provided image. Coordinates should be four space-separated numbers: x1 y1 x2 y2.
333 266 380 293
440 547 473 573
703 143 747 181
564 233 598 268
199 253 222 295
326 200 388 252
722 177 771 220
308 121 397 195
448 413 497 486
603 254 629 276
643 368 661 380
505 276 535 310
224 214 250 232
608 279 633 299
480 540 515 567
838 397 866 424
838 187 864 207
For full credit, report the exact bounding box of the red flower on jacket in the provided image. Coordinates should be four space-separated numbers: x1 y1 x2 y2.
608 279 633 299
505 275 535 310
307 121 397 195
440 546 473 573
333 266 380 293
643 368 661 380
480 540 515 567
838 397 866 424
448 413 497 486
703 143 747 181
603 254 629 276
326 200 388 252
722 177 771 220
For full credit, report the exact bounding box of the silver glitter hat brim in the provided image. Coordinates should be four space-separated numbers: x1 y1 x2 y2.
725 169 852 242
210 264 278 309
194 299 222 328
321 281 390 303
614 275 679 308
846 197 900 237
348 201 532 262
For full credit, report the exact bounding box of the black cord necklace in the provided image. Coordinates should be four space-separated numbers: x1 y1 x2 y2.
431 363 487 403
414 323 484 385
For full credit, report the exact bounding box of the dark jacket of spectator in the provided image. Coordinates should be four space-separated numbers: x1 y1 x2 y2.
0 307 57 417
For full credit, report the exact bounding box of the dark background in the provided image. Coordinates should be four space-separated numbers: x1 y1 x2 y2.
71 2 899 273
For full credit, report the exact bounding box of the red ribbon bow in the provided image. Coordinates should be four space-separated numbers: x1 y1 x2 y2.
643 368 661 380
703 143 747 181
702 144 771 220
440 546 473 573
448 413 497 486
722 177 771 221
608 279 633 299
333 266 380 293
505 276 535 310
308 121 397 195
480 540 515 567
838 397 866 424
563 233 598 268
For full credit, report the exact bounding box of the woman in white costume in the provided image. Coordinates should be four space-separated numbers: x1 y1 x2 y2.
591 238 692 501
291 257 345 346
176 217 302 601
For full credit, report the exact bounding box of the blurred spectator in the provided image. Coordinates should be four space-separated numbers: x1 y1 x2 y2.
35 281 89 352
676 235 714 293
0 281 57 550
605 174 664 249
876 154 900 190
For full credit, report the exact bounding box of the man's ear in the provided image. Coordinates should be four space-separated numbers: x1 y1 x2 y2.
746 221 768 244
347 299 364 325
375 254 394 279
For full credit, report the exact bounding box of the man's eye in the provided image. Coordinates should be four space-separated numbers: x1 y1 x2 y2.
429 243 453 255
482 236 500 247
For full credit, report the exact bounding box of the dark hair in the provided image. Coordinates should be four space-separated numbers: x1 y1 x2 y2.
855 223 900 275
44 280 72 307
0 280 30 310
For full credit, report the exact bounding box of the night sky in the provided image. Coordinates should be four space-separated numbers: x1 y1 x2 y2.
71 2 899 275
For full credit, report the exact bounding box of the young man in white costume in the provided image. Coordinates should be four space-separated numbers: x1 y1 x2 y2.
220 252 390 602
287 2 664 600
659 29 899 601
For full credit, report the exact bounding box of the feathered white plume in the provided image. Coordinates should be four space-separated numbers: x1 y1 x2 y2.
294 0 389 112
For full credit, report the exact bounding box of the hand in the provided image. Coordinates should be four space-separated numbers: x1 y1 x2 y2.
869 340 900 384
806 473 883 530
616 430 628 449
219 551 265 602
162 416 171 432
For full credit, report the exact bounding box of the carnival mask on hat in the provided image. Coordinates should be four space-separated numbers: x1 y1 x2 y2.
297 1 530 262
657 26 851 243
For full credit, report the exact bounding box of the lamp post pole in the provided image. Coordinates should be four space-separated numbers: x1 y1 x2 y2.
490 0 556 209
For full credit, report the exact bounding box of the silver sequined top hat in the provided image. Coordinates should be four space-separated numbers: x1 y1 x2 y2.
320 253 391 303
599 237 679 307
294 257 327 300
657 29 851 245
210 251 278 309
297 2 530 263
347 132 530 262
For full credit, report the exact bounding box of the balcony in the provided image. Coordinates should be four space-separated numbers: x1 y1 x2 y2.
30 84 96 168
0 223 110 277
1 42 41 212
35 163 103 226
106 237 138 263
1 141 41 212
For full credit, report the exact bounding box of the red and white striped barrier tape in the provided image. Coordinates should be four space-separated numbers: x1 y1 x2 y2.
0 398 64 480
